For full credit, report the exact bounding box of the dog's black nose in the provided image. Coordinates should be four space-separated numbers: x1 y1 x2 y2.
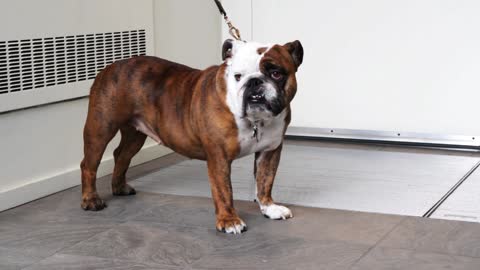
247 91 266 103
246 78 263 88
245 78 266 104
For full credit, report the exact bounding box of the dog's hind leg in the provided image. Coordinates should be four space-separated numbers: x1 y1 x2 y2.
111 126 147 196
80 109 119 211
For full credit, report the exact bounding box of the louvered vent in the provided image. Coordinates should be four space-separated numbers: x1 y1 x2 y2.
0 29 146 94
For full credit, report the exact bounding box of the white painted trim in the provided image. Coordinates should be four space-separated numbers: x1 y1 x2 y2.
0 144 172 212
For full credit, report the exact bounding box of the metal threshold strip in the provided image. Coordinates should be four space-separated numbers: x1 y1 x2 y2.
286 127 480 151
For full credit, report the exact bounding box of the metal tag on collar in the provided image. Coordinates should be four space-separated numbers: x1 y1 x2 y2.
252 123 259 142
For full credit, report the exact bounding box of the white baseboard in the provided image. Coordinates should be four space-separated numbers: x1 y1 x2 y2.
0 144 172 212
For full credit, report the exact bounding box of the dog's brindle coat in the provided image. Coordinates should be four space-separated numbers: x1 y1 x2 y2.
81 40 303 234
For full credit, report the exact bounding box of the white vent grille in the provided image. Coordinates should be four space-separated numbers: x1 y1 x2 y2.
0 29 146 95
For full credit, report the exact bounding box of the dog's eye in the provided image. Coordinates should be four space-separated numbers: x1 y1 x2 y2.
271 71 283 80
234 74 242 82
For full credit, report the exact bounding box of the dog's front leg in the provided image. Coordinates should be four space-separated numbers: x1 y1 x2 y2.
255 144 293 220
207 156 247 234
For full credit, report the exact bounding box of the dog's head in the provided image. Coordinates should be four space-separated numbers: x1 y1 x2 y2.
222 39 303 122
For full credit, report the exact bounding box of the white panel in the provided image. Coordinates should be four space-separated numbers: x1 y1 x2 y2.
244 0 480 136
0 81 91 112
0 0 154 40
0 0 154 112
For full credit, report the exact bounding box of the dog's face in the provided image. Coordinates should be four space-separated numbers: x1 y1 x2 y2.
223 39 303 122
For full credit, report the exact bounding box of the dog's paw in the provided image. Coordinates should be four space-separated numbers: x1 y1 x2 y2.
112 184 136 196
260 203 293 220
81 195 107 211
216 216 247 234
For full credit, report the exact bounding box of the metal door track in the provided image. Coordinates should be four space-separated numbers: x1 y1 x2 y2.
423 160 480 217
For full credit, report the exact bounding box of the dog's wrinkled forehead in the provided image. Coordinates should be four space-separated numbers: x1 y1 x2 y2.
225 41 270 74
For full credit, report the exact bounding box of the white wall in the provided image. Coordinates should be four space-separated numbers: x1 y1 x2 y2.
223 0 480 139
153 0 222 68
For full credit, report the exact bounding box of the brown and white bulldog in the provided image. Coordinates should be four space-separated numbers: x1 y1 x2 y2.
80 39 303 234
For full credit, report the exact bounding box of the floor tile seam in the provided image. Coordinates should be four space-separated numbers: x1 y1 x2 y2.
0 227 123 270
47 223 124 260
18 253 168 270
54 234 211 269
350 245 480 263
347 216 409 269
18 253 57 270
122 219 389 243
54 229 378 269
0 212 135 228
371 216 480 259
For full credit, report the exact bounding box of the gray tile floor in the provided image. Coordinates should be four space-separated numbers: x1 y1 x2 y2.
132 140 480 217
2 140 480 269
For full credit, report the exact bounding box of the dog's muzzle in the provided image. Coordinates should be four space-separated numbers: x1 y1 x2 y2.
243 77 284 117
245 78 267 104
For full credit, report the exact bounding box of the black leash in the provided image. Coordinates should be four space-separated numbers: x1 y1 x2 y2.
213 0 243 41
213 0 227 16
214 1 259 138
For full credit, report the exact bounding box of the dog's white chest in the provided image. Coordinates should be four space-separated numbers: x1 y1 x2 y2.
236 110 286 157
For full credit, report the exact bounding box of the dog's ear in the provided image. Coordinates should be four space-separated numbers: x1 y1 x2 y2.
222 39 234 60
284 40 304 69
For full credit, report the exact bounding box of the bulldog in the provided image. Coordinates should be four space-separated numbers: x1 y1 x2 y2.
80 39 303 234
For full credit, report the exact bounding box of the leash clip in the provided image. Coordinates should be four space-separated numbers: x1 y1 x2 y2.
224 15 242 41
214 0 242 41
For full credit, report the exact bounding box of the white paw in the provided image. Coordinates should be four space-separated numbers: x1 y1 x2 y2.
217 218 248 234
224 221 247 234
260 203 293 220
